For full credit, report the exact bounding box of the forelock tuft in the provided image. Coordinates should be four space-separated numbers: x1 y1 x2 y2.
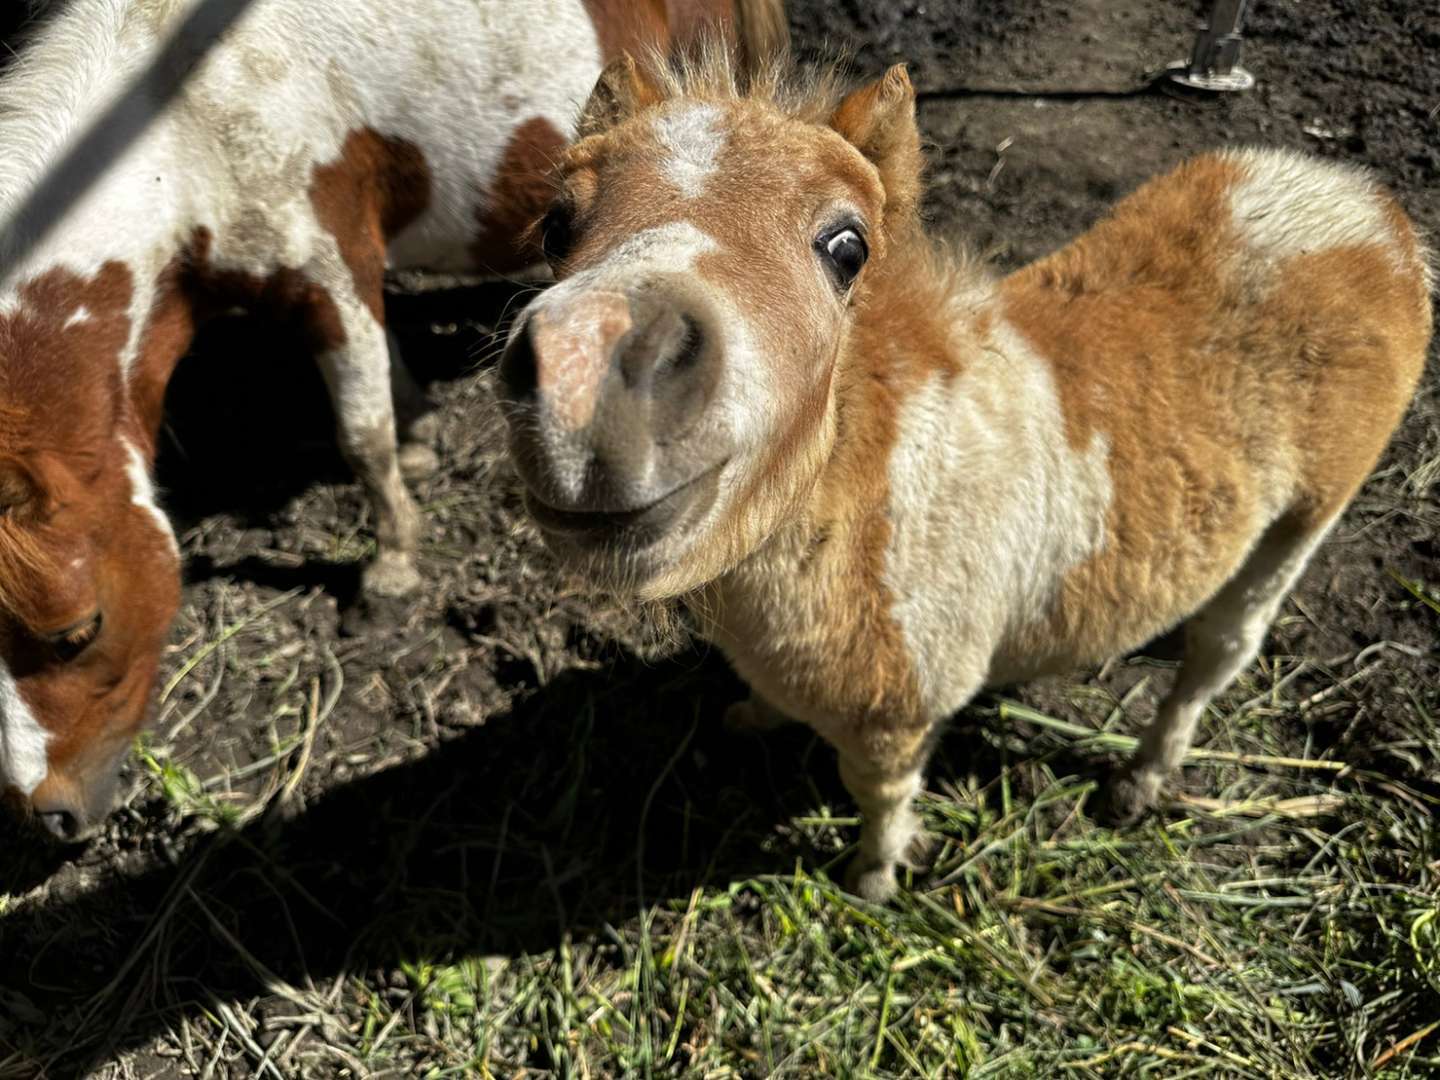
639 37 850 126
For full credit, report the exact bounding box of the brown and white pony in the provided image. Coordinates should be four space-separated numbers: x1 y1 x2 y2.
498 54 1433 901
0 0 787 840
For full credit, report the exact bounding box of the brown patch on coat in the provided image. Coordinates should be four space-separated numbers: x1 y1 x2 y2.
665 0 737 47
128 256 198 444
999 154 1429 666
1257 240 1429 520
183 226 348 355
580 0 744 63
582 0 786 72
128 222 358 441
309 128 433 323
472 117 569 274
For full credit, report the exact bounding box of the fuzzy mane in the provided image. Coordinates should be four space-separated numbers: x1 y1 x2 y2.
0 515 60 625
0 396 61 624
640 35 850 127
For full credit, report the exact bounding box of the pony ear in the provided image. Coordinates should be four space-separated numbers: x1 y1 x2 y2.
829 65 924 225
576 54 666 139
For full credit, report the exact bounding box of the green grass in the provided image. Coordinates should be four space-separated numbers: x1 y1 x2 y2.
305 734 1440 1078
3 560 1438 1079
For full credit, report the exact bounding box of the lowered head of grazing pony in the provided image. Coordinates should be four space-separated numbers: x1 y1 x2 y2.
499 53 925 598
0 273 181 842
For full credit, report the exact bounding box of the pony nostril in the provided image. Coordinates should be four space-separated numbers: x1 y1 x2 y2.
498 322 539 403
667 317 704 376
651 314 705 383
37 809 83 843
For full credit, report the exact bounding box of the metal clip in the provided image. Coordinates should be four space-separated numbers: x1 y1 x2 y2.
1168 0 1255 92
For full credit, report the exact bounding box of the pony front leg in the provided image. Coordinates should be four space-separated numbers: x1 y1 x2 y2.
314 291 424 599
837 749 927 903
827 717 939 903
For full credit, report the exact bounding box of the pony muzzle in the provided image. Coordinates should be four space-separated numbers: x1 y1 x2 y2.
26 740 129 844
499 284 728 558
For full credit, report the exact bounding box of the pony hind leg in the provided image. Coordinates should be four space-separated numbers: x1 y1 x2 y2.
1104 510 1336 823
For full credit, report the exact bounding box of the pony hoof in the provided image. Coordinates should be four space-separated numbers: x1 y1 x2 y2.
398 442 440 481
1099 767 1162 826
844 857 899 903
362 552 423 599
403 410 442 446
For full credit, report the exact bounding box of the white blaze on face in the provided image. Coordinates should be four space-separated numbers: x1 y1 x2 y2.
123 438 178 555
0 659 50 796
653 103 726 200
532 221 720 310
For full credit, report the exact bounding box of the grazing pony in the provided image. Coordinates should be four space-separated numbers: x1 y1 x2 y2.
498 54 1433 901
0 0 788 840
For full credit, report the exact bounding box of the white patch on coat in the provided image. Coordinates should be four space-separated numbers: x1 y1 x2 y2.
526 221 719 322
1225 148 1401 265
63 305 91 327
0 660 50 796
123 437 178 554
653 103 725 200
0 0 606 319
882 314 1113 718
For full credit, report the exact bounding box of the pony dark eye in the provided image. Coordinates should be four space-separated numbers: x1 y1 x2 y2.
47 612 103 662
816 225 869 291
539 204 575 265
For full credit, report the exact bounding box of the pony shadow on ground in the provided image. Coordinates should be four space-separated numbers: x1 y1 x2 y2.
0 631 1086 1076
0 643 837 1074
156 279 528 527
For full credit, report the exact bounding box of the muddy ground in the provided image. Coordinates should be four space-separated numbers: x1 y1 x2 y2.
1 0 1437 1076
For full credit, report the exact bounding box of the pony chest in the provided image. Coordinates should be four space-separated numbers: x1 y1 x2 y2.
706 537 922 722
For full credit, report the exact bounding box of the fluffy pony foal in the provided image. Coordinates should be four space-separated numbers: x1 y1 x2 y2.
498 56 1433 900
